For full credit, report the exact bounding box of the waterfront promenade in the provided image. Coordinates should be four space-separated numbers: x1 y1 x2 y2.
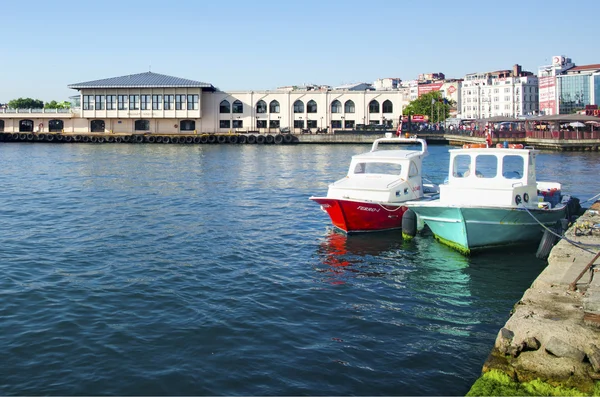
1 130 600 151
468 202 600 395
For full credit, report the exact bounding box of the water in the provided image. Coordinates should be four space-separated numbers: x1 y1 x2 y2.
0 142 599 395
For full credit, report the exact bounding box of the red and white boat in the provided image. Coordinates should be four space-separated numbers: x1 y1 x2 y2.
310 136 439 233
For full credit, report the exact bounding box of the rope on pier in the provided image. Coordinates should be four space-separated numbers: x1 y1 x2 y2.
520 204 600 255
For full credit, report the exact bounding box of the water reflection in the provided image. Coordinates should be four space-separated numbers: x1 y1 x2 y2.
314 229 406 284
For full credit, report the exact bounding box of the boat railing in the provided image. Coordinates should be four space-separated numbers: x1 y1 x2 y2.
370 137 428 155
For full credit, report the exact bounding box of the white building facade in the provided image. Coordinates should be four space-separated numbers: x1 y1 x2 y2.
460 66 538 119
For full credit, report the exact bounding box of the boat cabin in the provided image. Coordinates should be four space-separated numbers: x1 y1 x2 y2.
326 138 429 203
442 147 560 208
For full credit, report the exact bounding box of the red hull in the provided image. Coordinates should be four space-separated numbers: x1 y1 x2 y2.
310 197 408 233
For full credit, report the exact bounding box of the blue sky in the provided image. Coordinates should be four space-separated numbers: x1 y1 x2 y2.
1 0 597 103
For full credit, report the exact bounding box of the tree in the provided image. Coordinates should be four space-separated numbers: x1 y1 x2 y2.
8 97 44 109
44 100 71 109
402 91 453 124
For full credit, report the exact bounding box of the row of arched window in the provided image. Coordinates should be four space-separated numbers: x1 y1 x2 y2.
219 99 394 114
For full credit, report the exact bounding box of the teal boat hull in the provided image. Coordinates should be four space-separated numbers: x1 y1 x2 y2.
411 205 567 255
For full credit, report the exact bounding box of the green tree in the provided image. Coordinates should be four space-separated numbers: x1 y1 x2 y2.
44 100 72 109
8 97 44 109
402 91 453 124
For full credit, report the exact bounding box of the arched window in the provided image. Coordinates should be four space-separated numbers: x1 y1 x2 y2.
369 100 380 113
256 100 267 114
48 119 63 132
307 100 317 113
232 100 243 113
90 120 105 132
180 120 195 131
219 100 231 113
331 100 341 113
269 100 280 113
19 119 34 132
344 100 355 113
382 100 393 113
293 100 304 113
135 120 150 131
0 120 5 132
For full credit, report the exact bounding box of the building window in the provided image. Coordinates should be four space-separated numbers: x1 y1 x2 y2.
344 120 355 128
232 120 243 128
152 95 162 110
294 120 304 128
187 95 198 110
307 100 317 113
94 95 104 110
256 100 267 114
118 95 127 110
19 119 34 132
269 100 280 113
180 120 195 131
293 100 304 113
307 120 317 128
0 120 3 132
256 120 267 128
382 100 393 113
90 120 105 132
369 100 380 113
83 95 94 110
269 120 280 128
135 120 150 131
331 100 341 113
129 95 139 110
331 120 342 129
344 100 355 113
140 95 151 110
106 95 116 110
220 100 231 113
175 95 185 110
164 95 174 110
48 119 63 132
232 100 243 113
219 120 230 128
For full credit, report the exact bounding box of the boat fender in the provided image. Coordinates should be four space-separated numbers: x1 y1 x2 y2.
523 193 529 203
401 209 417 240
536 226 559 259
515 194 522 205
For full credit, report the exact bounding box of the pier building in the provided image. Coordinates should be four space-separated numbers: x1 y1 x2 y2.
0 72 408 135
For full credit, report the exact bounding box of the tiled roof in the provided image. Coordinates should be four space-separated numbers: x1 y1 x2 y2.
569 64 600 71
68 72 214 89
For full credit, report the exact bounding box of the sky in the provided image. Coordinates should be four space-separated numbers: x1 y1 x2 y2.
1 0 598 103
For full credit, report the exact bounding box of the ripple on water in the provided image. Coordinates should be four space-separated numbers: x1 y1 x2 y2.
0 143 580 395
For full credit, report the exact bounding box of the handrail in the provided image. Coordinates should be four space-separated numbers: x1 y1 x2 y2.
370 136 428 156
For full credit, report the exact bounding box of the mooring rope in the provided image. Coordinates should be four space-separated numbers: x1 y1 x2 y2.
581 192 600 204
520 204 600 254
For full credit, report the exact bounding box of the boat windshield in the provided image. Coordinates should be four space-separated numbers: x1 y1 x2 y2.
452 153 525 180
354 162 402 175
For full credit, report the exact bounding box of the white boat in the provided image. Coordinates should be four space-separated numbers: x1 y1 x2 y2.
309 135 439 233
404 144 577 255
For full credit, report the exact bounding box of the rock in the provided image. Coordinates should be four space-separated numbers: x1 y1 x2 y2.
545 336 586 362
522 337 541 352
495 327 515 355
587 344 600 372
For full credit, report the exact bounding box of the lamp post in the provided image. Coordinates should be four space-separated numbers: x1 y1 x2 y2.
278 116 281 133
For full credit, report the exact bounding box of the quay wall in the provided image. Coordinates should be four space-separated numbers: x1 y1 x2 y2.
468 203 600 395
1 130 599 151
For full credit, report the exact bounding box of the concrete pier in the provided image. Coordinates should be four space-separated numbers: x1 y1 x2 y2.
469 202 600 395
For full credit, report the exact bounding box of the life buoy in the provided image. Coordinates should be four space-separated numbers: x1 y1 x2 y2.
509 144 524 149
